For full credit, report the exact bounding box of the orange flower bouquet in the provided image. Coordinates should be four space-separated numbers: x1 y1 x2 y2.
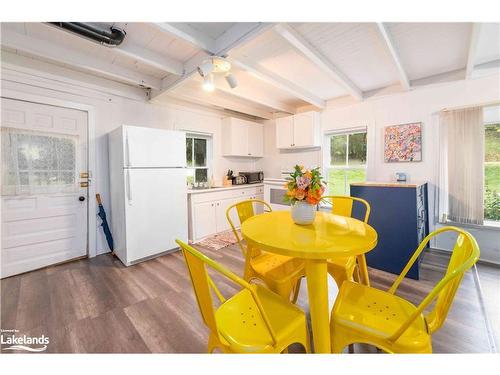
284 165 325 224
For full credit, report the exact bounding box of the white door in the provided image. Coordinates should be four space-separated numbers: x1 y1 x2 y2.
1 98 88 278
124 126 186 168
193 201 217 241
275 116 294 148
124 168 187 264
247 123 264 157
293 112 314 147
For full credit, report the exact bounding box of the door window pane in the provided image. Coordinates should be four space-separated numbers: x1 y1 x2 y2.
1 127 78 195
330 135 347 166
194 138 207 167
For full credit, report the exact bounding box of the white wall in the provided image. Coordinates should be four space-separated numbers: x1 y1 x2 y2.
1 60 258 255
259 74 500 263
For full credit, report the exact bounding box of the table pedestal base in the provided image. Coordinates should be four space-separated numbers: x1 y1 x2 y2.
305 259 331 353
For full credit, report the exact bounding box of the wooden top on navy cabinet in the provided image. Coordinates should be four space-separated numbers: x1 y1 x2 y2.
350 181 429 280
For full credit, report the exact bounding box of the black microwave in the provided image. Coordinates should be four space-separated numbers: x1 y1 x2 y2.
239 171 264 184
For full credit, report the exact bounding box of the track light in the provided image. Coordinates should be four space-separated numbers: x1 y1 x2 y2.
197 57 237 91
202 74 215 92
197 61 214 77
225 73 238 89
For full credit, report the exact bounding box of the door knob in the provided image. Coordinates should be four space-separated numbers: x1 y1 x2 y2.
79 196 86 202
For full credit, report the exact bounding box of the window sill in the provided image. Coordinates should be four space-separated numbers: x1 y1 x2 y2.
442 220 500 231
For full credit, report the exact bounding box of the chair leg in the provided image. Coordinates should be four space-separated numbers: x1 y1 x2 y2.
291 277 302 304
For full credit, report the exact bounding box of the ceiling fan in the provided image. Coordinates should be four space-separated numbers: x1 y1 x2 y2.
197 56 238 92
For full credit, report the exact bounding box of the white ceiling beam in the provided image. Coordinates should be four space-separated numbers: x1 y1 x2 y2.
169 87 274 120
376 23 410 91
1 29 162 90
466 23 482 78
204 76 296 114
273 23 363 101
228 57 326 109
151 23 272 100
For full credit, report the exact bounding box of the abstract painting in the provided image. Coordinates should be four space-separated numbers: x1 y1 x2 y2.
384 122 422 162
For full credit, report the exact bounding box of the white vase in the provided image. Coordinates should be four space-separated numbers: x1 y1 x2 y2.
291 200 317 225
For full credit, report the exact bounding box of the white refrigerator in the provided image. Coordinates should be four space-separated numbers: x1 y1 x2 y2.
108 125 188 266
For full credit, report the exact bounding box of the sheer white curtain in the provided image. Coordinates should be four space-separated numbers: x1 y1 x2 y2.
437 107 484 225
1 127 78 196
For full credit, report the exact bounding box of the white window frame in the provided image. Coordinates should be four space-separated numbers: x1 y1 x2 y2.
186 132 212 185
323 127 368 196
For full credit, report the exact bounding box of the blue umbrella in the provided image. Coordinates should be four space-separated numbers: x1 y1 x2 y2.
96 194 114 252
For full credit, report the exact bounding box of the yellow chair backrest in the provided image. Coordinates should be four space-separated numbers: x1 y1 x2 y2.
387 226 480 341
176 240 278 345
226 199 272 256
322 195 371 223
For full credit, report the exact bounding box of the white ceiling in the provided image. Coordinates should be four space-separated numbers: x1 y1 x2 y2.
386 22 472 81
1 22 499 118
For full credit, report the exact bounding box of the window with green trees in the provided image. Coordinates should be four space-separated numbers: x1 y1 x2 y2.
485 123 500 221
326 130 367 195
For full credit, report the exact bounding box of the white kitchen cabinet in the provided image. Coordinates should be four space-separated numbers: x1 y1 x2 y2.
222 117 264 157
188 185 265 242
192 201 217 240
275 111 321 149
275 116 294 149
247 123 264 157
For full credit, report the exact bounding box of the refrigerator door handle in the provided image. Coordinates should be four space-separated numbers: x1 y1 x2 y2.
125 131 131 167
126 169 132 204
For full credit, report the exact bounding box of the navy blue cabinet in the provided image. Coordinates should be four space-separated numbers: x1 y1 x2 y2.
350 182 429 279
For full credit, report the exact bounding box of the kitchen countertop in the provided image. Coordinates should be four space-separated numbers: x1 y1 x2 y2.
350 181 427 188
187 183 264 195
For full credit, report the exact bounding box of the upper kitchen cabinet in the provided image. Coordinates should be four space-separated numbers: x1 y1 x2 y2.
222 117 264 157
275 111 321 149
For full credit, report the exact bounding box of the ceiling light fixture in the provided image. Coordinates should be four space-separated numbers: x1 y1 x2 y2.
197 56 238 90
225 73 238 89
202 74 215 92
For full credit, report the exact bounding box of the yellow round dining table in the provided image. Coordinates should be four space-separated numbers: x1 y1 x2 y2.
241 210 378 353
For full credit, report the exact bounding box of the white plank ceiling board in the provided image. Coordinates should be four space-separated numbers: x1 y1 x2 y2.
116 22 200 63
475 23 500 66
186 23 237 40
291 22 400 92
232 29 347 100
386 23 472 81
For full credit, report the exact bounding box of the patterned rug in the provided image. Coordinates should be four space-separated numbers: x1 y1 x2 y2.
194 230 240 251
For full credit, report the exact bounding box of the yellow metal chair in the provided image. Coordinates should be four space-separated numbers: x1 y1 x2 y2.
330 226 480 353
322 195 371 288
176 240 311 354
226 199 305 302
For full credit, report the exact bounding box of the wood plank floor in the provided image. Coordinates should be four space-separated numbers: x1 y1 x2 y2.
1 243 498 353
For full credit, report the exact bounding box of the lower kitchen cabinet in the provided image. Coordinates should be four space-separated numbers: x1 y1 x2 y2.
350 182 429 280
188 185 264 242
